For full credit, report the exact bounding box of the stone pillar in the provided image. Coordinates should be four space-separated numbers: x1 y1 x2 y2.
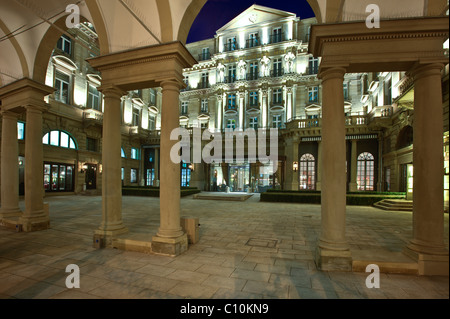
94 86 128 245
404 63 449 275
377 136 383 192
152 80 187 256
284 137 299 191
315 67 352 271
0 111 22 223
261 88 268 128
316 140 322 191
216 93 223 132
286 87 293 122
239 91 245 130
19 105 49 232
349 140 358 192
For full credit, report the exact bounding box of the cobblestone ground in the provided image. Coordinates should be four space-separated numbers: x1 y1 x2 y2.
0 194 448 299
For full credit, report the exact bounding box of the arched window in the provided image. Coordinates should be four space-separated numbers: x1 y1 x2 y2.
299 153 315 190
43 131 77 149
121 148 126 158
357 152 375 191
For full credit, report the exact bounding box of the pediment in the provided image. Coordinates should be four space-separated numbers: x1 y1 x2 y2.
217 5 296 33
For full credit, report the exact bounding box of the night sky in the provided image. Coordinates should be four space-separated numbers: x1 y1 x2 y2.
187 0 315 43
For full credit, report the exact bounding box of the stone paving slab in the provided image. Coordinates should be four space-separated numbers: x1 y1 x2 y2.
0 194 448 300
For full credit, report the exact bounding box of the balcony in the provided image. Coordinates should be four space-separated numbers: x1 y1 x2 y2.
246 73 259 81
83 109 103 127
223 42 239 52
197 81 210 89
245 37 261 49
271 68 284 77
269 34 284 44
198 52 211 61
367 105 394 128
286 115 369 130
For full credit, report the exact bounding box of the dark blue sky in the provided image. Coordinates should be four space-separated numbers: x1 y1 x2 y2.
187 0 315 43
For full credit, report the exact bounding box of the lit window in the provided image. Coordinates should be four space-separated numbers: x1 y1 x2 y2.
57 35 72 55
226 119 236 130
249 117 258 129
18 122 25 140
121 148 126 158
88 84 101 111
55 71 70 104
308 87 319 103
273 115 282 128
131 148 140 160
227 94 236 109
130 168 138 183
357 152 375 191
300 153 315 190
43 131 77 149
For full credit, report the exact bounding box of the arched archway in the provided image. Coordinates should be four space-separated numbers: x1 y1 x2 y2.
396 125 413 150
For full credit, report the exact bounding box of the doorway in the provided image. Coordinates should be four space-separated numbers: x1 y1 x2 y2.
85 164 97 190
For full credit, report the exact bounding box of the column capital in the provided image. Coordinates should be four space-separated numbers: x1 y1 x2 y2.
160 79 183 92
0 110 20 119
318 67 346 81
408 62 444 81
98 85 126 99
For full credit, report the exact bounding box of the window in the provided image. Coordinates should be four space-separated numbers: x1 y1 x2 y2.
225 37 237 51
343 83 349 101
88 84 101 110
181 101 189 115
131 148 140 160
18 122 25 140
86 137 98 152
309 87 319 103
121 148 126 158
200 73 209 88
273 58 283 77
44 163 74 192
226 119 236 130
228 64 236 83
57 35 72 55
249 91 258 107
272 27 282 43
300 154 316 190
227 94 236 109
132 107 140 127
249 117 258 129
249 62 258 80
181 162 191 187
121 167 125 181
357 152 375 191
201 121 209 129
385 167 391 191
273 88 283 104
201 99 208 113
273 115 282 128
149 88 157 105
248 32 259 48
201 47 210 60
43 131 77 149
384 78 392 105
309 57 319 75
146 169 155 186
148 115 156 130
130 169 138 183
55 71 70 104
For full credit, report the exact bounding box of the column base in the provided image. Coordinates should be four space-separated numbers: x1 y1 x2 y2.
0 208 22 230
18 215 50 232
151 233 188 257
0 208 22 219
348 183 358 192
315 246 352 272
93 226 129 248
404 245 449 276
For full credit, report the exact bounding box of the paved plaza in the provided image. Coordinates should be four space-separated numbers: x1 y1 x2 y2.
0 194 448 299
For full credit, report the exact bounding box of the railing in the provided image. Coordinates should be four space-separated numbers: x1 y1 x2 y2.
397 75 414 95
269 34 284 44
246 73 259 81
286 115 369 129
223 42 239 52
271 68 284 77
197 81 210 89
246 37 261 49
198 52 211 61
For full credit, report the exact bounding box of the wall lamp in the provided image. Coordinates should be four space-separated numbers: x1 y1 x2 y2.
79 163 88 173
188 163 195 172
293 161 299 172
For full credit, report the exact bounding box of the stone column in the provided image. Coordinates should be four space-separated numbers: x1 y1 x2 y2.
94 86 128 245
286 87 293 122
377 136 383 192
284 137 299 191
0 111 22 223
239 91 245 130
316 140 322 191
261 88 268 128
349 140 358 192
152 80 187 256
216 93 223 132
404 63 449 275
19 105 49 232
315 67 352 271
